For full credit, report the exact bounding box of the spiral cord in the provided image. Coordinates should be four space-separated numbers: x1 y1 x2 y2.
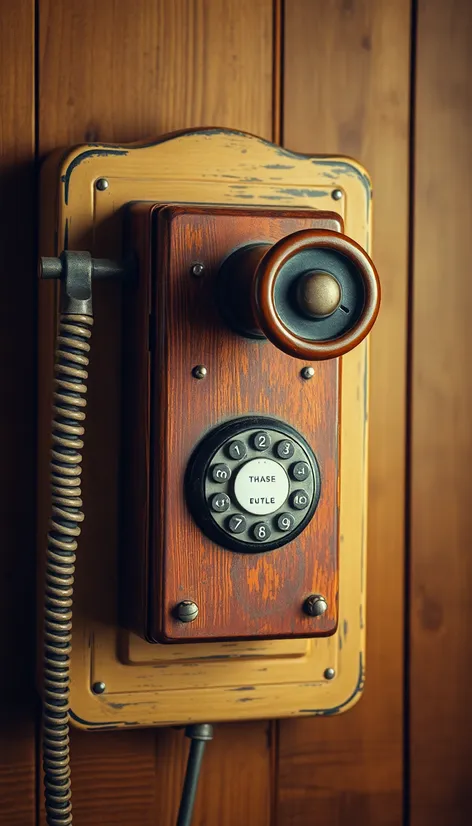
43 313 93 826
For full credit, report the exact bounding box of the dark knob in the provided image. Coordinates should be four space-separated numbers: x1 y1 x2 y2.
174 600 199 623
303 594 328 617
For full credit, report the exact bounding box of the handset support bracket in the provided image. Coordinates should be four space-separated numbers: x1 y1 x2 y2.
40 251 129 314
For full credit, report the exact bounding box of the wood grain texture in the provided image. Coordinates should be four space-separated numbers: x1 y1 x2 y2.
0 1 36 823
278 1 411 823
410 1 472 823
39 0 273 146
128 206 340 642
39 729 158 826
38 0 275 823
153 722 273 825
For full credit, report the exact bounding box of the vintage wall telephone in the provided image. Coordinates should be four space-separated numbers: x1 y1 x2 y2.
37 129 379 825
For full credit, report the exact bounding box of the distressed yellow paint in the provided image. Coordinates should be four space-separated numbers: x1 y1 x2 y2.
38 129 372 729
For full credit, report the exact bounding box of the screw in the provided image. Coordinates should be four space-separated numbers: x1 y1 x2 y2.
332 188 343 201
96 178 109 191
301 366 315 380
92 681 106 694
324 667 336 680
303 594 328 617
192 365 207 380
191 262 206 277
175 600 199 623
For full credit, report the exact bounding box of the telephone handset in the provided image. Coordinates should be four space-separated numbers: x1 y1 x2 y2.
38 128 379 824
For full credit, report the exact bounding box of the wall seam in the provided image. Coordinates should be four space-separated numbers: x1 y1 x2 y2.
404 1 419 824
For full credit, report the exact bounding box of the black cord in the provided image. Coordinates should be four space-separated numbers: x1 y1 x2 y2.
176 724 214 826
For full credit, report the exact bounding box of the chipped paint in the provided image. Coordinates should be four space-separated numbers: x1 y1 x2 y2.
264 163 295 170
298 653 365 716
314 158 371 198
61 148 128 204
195 654 231 661
69 710 126 729
360 344 369 592
278 187 329 199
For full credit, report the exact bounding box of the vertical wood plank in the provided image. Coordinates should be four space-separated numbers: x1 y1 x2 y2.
410 2 472 823
39 0 273 146
38 1 276 824
278 1 410 823
0 1 36 823
154 723 273 826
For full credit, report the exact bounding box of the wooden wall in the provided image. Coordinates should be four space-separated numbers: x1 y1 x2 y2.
410 1 472 823
0 2 36 824
0 1 470 824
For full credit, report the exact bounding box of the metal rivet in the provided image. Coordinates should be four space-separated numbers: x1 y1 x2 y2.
192 365 207 380
175 600 199 623
324 667 336 680
301 366 315 380
96 178 109 191
332 188 343 201
191 262 206 277
303 594 328 617
92 681 106 694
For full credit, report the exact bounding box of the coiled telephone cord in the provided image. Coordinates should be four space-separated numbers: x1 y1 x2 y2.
42 313 93 826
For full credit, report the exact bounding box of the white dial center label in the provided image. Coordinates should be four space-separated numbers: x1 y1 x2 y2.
233 458 289 515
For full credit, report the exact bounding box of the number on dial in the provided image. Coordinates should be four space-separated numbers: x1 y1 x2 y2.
228 514 246 534
276 440 295 459
277 512 295 532
253 431 270 451
212 463 231 482
253 522 271 541
291 490 309 510
228 440 246 460
211 493 230 513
